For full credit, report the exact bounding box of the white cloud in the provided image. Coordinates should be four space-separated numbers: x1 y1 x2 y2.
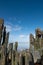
5 23 22 32
19 34 29 42
5 25 12 32
19 34 25 38
5 17 22 32
14 25 22 31
19 34 29 38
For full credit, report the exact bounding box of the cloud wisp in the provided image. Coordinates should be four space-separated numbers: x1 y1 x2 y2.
19 34 29 38
14 25 22 31
5 24 22 32
5 18 22 32
19 34 29 42
5 24 12 32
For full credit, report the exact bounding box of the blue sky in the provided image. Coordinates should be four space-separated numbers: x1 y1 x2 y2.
0 0 43 49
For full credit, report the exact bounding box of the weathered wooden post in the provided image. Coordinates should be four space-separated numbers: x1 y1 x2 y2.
0 19 4 45
9 43 13 65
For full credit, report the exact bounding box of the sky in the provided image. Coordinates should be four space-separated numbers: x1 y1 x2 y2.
0 0 43 49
